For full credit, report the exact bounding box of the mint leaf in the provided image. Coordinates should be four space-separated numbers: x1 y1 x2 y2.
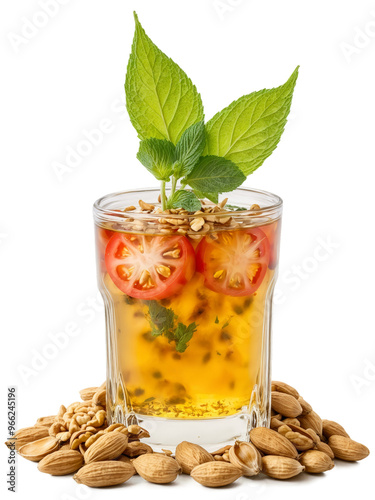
147 300 177 336
183 156 246 194
167 190 201 211
204 67 299 175
175 322 197 353
173 121 206 178
226 204 247 211
137 138 175 181
194 190 219 204
146 301 197 352
125 13 204 144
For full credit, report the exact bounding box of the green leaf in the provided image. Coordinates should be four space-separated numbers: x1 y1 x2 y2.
147 300 177 336
173 121 206 178
137 138 175 181
175 322 197 353
146 301 197 352
125 13 204 144
167 190 201 211
204 67 299 175
193 190 219 204
183 156 246 194
226 204 248 211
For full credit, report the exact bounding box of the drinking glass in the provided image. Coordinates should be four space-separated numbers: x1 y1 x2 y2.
93 187 282 449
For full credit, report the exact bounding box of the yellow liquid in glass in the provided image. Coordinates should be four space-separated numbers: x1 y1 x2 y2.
98 224 277 419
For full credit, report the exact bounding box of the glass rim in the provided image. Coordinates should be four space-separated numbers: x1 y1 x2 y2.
93 186 283 223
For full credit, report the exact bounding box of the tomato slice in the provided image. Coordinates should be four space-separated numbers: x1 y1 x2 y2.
196 228 270 297
105 233 195 299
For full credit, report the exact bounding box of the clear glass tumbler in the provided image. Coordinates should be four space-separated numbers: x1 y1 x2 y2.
93 187 282 450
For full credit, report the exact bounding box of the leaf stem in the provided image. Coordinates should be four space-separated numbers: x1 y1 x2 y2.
160 181 167 210
171 176 178 197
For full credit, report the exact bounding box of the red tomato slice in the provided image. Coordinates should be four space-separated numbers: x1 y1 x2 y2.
105 233 195 299
196 228 270 297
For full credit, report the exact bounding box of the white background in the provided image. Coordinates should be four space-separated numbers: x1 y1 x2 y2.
1 0 374 498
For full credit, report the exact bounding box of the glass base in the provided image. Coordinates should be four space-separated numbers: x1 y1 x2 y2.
109 405 269 452
138 414 250 451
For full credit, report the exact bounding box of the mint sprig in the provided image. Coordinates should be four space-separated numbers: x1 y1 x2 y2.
167 190 201 212
137 138 175 181
182 156 246 195
125 13 204 144
173 121 206 179
174 322 198 353
147 301 197 353
205 67 299 175
125 13 299 210
193 190 219 204
148 300 176 334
